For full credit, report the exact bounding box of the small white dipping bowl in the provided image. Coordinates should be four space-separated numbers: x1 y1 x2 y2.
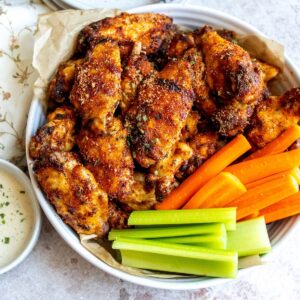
0 159 41 274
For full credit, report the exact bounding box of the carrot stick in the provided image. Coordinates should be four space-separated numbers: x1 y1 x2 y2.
183 172 246 209
259 192 300 223
244 125 300 161
224 149 300 184
225 175 299 220
242 211 260 221
155 135 251 210
245 167 300 189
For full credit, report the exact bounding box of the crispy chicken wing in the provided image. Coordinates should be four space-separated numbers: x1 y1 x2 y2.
168 40 216 115
147 142 193 199
176 130 224 181
167 32 195 58
126 53 195 168
247 88 300 148
194 26 265 136
77 118 134 201
195 26 265 105
108 201 129 229
34 152 108 236
120 43 155 114
76 13 176 58
213 101 254 137
122 172 157 211
256 60 279 82
29 106 76 159
181 110 201 141
70 40 122 133
183 48 217 115
48 59 82 103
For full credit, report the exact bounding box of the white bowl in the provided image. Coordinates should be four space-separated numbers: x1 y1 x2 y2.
26 3 300 289
0 159 41 274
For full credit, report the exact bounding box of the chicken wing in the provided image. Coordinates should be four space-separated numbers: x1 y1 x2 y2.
76 13 176 58
247 88 300 148
176 130 224 181
194 26 265 136
147 142 193 199
48 59 82 103
70 40 122 133
77 118 134 201
195 26 265 105
167 32 195 58
120 43 155 114
126 52 195 168
213 101 254 136
122 172 157 211
255 60 279 82
108 201 130 229
34 152 109 236
29 106 76 159
183 48 217 115
180 110 201 141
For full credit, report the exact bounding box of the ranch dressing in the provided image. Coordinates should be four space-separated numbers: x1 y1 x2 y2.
0 170 34 268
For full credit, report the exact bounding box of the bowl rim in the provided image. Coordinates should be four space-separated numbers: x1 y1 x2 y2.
25 3 300 290
0 159 41 275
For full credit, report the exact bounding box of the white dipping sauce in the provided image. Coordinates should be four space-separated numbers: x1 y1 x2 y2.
0 170 34 268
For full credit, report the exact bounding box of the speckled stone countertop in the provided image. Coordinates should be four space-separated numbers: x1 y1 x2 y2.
2 0 300 299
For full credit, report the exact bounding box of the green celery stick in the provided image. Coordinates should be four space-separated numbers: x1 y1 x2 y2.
120 250 238 278
191 242 226 250
227 216 271 257
112 237 237 262
128 208 236 231
156 234 227 250
109 223 226 241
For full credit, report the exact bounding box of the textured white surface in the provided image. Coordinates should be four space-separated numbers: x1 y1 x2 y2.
2 0 300 298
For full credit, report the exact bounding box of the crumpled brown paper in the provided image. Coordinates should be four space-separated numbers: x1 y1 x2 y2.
32 8 284 278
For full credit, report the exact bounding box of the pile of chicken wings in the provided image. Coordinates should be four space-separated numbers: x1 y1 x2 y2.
29 13 300 237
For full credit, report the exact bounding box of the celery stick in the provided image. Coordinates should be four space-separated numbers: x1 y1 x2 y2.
109 223 226 241
120 250 238 278
156 234 227 250
191 242 226 250
128 208 236 231
112 237 237 262
227 216 271 257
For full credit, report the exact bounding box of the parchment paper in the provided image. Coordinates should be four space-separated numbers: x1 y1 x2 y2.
32 8 284 278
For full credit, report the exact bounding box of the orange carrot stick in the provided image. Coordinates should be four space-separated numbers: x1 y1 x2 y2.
245 167 300 189
225 175 299 221
183 172 246 209
244 125 300 161
242 211 260 221
259 192 300 223
155 135 251 210
224 149 300 184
